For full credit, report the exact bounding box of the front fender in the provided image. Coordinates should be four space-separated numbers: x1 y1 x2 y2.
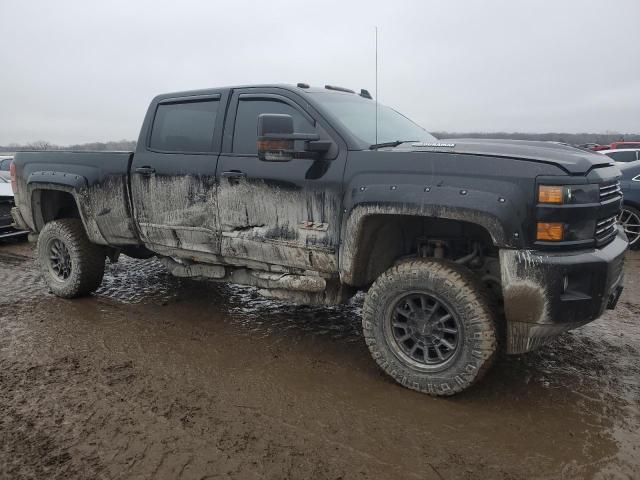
339 183 524 285
336 151 563 285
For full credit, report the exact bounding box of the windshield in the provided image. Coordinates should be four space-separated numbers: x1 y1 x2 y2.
310 92 436 146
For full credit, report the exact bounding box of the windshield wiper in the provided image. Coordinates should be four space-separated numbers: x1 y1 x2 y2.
369 140 418 150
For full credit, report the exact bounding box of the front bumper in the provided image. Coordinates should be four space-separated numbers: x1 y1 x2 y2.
500 227 627 354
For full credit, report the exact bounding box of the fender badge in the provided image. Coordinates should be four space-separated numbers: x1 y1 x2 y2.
412 142 456 148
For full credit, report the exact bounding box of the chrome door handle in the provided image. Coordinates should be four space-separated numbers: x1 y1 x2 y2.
136 166 156 175
221 170 246 179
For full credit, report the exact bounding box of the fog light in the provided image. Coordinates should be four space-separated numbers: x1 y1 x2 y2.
537 222 564 241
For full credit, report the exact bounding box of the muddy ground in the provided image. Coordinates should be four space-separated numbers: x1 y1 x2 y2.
0 239 638 480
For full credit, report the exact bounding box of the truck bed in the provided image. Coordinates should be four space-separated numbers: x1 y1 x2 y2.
12 151 140 246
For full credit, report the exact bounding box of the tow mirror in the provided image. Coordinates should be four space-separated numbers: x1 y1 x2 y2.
257 113 330 162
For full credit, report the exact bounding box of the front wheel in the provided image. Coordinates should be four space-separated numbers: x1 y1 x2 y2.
362 259 498 396
36 218 106 298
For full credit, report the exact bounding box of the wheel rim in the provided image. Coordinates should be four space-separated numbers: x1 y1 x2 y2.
618 208 640 246
385 292 463 371
48 238 72 281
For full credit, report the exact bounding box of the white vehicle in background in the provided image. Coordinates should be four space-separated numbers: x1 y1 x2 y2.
0 156 14 171
598 148 640 164
0 156 28 239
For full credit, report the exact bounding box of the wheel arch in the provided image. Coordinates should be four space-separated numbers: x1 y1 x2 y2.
28 184 105 244
339 205 504 287
31 186 82 230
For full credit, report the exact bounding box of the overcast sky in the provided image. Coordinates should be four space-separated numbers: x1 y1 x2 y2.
1 0 639 145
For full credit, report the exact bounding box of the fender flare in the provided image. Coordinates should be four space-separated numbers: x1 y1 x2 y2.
339 203 509 285
27 170 88 191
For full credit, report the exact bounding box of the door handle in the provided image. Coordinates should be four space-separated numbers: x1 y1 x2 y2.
221 170 246 179
136 166 156 175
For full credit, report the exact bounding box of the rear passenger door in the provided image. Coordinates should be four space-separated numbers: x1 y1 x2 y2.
131 91 227 257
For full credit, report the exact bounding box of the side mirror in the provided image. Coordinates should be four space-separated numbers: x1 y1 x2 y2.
257 113 330 162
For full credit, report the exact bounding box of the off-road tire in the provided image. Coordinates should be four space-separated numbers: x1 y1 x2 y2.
362 259 498 396
36 218 106 298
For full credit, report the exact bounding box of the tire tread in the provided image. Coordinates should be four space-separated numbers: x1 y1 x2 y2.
36 218 105 298
362 258 498 396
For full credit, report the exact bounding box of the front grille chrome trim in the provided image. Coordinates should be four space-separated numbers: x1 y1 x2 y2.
599 181 622 202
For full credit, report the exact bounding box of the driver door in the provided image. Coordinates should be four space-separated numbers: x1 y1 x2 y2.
215 88 346 273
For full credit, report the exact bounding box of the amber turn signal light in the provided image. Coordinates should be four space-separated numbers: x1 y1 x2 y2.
536 222 564 241
538 185 564 204
257 139 292 151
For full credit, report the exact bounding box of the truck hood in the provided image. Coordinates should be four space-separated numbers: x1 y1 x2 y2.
393 138 613 175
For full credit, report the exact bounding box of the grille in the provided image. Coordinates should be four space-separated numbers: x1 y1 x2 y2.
595 215 618 244
599 181 622 202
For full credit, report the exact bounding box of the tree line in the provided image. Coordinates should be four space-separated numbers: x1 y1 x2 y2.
0 139 137 152
1 132 638 152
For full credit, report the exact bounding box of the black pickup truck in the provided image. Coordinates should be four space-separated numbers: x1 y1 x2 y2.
11 84 627 395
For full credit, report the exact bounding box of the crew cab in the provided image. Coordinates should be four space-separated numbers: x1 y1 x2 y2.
10 84 628 395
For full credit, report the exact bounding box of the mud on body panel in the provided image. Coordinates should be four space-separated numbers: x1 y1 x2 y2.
78 176 139 246
216 178 341 273
132 174 220 254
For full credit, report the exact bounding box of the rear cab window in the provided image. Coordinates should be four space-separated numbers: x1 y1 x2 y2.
150 99 220 153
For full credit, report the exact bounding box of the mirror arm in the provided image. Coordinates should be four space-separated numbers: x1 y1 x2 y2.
306 140 332 152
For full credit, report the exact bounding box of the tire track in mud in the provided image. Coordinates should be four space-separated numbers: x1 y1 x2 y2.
0 248 364 343
0 250 181 305
1 244 639 479
0 353 465 480
0 252 47 304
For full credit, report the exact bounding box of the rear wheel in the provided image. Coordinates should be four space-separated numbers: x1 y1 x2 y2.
37 219 106 298
362 259 498 396
619 205 640 250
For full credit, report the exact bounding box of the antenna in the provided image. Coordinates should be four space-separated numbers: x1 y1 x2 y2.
375 26 378 145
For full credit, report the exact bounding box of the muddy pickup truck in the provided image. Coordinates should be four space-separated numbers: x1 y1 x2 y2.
11 84 627 395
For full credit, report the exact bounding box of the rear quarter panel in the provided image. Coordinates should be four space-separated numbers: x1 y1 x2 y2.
13 151 139 245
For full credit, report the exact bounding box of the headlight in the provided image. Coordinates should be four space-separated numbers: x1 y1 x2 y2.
633 174 640 182
538 184 599 204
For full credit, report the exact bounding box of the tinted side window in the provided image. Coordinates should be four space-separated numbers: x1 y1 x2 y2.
607 150 638 163
150 99 219 153
232 98 314 154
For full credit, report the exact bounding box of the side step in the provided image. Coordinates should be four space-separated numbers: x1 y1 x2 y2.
157 256 326 292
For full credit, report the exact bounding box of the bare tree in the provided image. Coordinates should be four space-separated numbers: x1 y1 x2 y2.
26 140 54 151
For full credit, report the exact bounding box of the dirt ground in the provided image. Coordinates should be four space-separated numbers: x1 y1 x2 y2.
0 239 638 480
